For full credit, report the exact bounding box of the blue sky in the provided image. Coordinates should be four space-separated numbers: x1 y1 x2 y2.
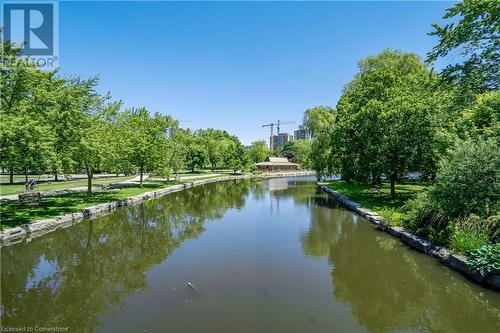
59 1 455 145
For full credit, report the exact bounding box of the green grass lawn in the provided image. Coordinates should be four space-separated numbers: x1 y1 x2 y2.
0 176 136 196
325 180 428 225
0 173 231 230
0 182 178 230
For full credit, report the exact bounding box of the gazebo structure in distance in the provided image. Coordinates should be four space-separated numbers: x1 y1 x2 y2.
255 157 299 172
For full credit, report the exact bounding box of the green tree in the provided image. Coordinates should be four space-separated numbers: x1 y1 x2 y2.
302 106 336 178
184 132 207 173
199 129 233 172
311 130 336 180
70 77 120 195
293 140 312 169
281 141 297 162
102 113 134 176
335 50 444 196
224 137 250 173
204 137 222 172
303 106 335 138
47 77 94 180
427 0 499 93
119 108 177 183
0 41 56 182
163 126 187 178
248 140 270 164
281 140 311 168
459 91 500 140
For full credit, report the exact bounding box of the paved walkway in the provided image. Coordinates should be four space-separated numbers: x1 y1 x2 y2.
0 175 148 201
0 174 220 201
0 186 107 201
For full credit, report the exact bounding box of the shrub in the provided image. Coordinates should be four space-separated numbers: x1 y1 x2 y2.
449 226 489 254
467 244 500 277
486 216 500 243
402 192 451 243
429 139 499 218
456 214 500 244
403 139 499 245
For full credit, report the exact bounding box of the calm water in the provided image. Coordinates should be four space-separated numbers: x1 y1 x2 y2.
1 177 500 332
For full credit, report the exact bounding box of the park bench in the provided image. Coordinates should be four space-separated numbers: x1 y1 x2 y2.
18 180 42 205
18 192 42 205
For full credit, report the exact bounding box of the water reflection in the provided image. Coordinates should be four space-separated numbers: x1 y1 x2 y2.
301 192 500 333
0 180 256 330
2 179 500 333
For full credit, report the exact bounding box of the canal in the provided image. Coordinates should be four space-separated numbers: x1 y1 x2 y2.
1 177 499 332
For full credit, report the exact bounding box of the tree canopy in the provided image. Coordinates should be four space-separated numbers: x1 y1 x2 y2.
0 40 253 193
427 0 499 93
333 50 443 195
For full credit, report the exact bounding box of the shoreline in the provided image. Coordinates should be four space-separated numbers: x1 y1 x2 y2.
0 171 314 247
318 183 500 291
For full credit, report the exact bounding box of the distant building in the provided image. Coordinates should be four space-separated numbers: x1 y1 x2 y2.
267 177 289 191
255 157 299 172
294 125 311 141
271 132 294 150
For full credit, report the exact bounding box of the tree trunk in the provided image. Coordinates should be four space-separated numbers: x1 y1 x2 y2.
54 172 58 181
85 163 93 196
9 167 13 184
25 167 28 182
140 163 144 184
389 174 396 198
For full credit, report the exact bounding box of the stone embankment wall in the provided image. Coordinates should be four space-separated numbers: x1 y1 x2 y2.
0 171 314 247
318 184 500 291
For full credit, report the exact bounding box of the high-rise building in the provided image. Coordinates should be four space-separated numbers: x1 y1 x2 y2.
271 132 294 150
294 125 311 141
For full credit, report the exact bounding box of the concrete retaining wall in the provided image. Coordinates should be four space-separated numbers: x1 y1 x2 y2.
0 171 314 247
318 184 500 291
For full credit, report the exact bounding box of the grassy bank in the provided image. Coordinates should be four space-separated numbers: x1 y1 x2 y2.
0 176 136 196
0 174 229 230
324 180 428 225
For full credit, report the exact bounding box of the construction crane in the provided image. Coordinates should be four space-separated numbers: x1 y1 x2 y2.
262 120 296 151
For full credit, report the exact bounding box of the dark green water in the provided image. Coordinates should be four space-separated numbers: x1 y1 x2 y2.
1 177 499 332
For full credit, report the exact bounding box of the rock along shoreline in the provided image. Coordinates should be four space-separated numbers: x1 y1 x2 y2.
318 184 500 291
0 172 314 247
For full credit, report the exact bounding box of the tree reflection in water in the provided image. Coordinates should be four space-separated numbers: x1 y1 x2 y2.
2 180 499 333
0 180 257 330
301 191 500 333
